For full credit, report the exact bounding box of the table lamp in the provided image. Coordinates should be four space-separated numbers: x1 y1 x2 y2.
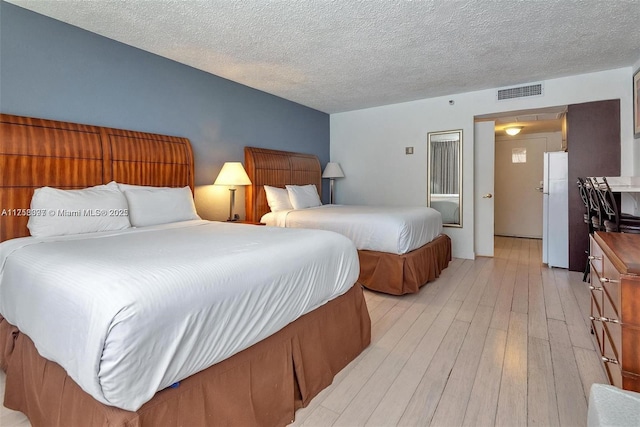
322 162 344 204
214 162 252 221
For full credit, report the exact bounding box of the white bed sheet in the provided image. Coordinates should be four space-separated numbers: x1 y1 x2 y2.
261 205 443 255
0 220 359 411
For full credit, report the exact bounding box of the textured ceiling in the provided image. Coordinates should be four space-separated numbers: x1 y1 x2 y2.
7 0 640 113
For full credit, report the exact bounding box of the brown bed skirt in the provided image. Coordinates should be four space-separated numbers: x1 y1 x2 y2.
358 234 452 295
0 283 370 427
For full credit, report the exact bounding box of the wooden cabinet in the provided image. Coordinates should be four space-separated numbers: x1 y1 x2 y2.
589 232 640 391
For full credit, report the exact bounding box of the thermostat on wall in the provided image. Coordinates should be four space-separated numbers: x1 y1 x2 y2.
405 147 414 155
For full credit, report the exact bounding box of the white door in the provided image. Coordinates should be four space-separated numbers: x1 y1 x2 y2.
494 137 547 238
474 121 495 257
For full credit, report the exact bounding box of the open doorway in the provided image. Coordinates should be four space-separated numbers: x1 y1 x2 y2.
477 106 566 239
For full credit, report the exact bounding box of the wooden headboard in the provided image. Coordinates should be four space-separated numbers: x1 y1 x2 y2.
0 113 194 242
244 146 321 222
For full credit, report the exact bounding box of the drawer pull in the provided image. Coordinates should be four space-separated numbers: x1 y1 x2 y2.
590 316 620 324
599 316 620 324
601 356 619 364
588 255 601 260
589 285 603 291
599 277 620 284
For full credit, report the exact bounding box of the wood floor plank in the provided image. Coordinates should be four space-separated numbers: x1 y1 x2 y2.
430 304 493 427
541 267 565 321
489 239 520 330
527 336 560 427
364 290 385 313
461 328 508 427
333 280 452 425
528 264 548 340
478 257 508 309
451 257 489 303
573 346 608 403
489 254 517 331
495 311 528 427
456 258 493 322
397 319 469 426
549 319 589 427
364 299 463 426
553 269 594 350
511 242 530 314
368 295 402 325
567 270 593 327
300 405 339 427
321 297 417 414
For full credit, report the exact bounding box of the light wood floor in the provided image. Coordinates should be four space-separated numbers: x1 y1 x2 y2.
0 237 606 427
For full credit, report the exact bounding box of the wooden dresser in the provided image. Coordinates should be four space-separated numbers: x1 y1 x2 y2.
589 232 640 391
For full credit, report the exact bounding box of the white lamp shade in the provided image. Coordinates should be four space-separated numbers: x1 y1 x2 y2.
322 162 345 179
214 162 252 186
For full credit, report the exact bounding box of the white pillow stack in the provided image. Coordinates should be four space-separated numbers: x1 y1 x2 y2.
26 181 201 237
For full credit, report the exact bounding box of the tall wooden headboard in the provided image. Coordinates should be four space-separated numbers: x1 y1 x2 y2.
244 146 321 222
0 113 194 242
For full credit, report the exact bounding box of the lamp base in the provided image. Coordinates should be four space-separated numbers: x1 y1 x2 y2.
329 179 335 204
226 214 240 222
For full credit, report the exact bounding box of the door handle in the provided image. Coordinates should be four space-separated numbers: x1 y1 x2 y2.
482 193 493 199
535 187 544 192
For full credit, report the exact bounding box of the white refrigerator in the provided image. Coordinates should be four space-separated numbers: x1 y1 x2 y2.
542 151 568 268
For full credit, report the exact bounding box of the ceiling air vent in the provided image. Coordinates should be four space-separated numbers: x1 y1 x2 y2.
497 83 543 101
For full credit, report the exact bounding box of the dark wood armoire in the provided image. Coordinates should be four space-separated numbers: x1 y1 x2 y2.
567 99 621 272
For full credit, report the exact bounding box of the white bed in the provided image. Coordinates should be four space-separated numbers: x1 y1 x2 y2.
261 204 443 255
245 146 452 296
0 219 359 411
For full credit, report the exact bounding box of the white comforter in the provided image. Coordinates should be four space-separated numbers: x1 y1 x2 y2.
0 220 359 411
261 205 443 255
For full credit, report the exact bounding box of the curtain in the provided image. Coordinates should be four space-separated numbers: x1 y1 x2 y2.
430 140 459 194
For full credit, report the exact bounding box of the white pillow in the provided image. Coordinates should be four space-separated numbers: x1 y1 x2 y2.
264 185 293 212
27 185 131 237
124 186 200 227
286 184 322 210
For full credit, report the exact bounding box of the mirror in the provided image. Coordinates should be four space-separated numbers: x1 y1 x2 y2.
427 130 462 227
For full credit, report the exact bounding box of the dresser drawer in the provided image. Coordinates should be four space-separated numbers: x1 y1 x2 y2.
590 313 604 354
603 322 621 361
603 323 623 388
602 257 621 319
601 284 621 324
589 237 605 275
590 264 604 317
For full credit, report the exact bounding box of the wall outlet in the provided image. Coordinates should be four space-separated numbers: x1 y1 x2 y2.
405 147 414 155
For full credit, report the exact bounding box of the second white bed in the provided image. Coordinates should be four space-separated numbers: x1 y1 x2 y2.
261 205 443 255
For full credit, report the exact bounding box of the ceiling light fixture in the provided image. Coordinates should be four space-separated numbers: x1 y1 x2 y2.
505 126 523 136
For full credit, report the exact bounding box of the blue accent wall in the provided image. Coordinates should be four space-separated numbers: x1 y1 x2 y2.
0 1 330 200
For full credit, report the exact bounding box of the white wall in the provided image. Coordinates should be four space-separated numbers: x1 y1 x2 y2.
330 68 635 259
